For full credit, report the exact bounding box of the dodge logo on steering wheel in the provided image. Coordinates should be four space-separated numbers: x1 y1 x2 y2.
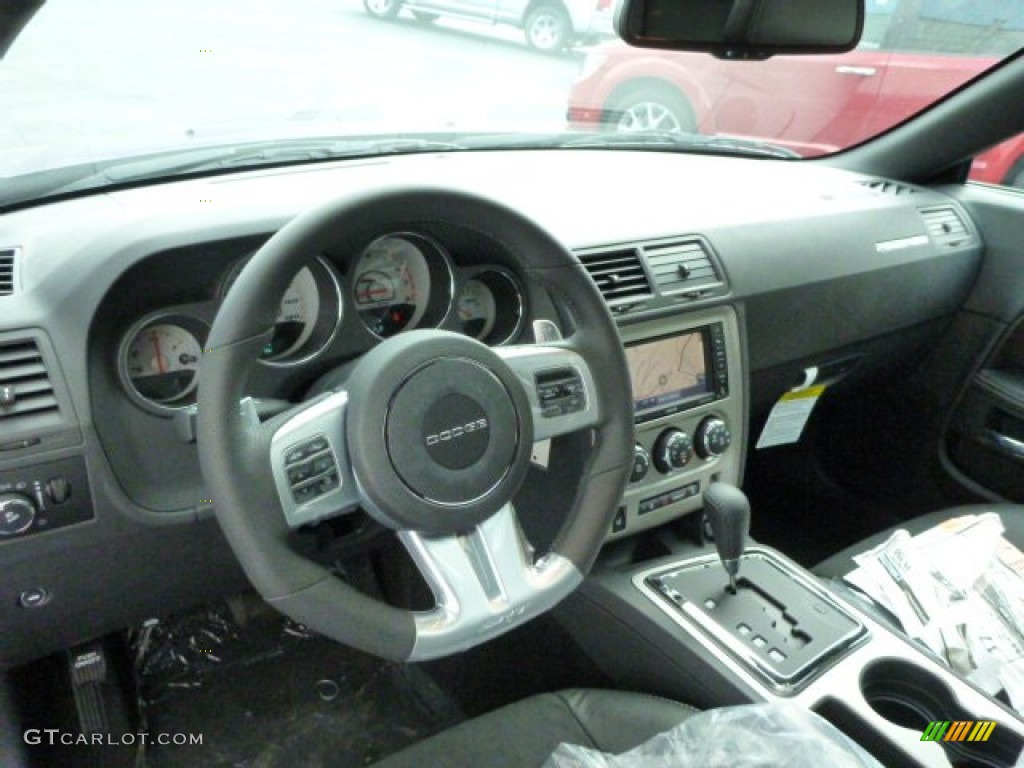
424 418 489 446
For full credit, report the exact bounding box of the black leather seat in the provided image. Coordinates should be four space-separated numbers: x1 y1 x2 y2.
372 689 697 768
814 503 1024 579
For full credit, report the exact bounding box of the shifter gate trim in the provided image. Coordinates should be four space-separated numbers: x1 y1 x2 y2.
635 548 869 695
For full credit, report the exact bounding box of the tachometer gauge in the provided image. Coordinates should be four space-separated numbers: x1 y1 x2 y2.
120 317 207 410
221 260 332 362
456 278 497 340
262 266 320 360
352 234 435 337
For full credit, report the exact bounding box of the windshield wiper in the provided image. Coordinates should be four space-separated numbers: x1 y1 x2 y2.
558 131 800 159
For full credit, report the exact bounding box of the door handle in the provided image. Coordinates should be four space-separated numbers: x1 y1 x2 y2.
979 429 1024 462
835 65 877 77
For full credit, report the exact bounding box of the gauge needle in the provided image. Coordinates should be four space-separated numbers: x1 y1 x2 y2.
151 332 166 375
401 264 415 302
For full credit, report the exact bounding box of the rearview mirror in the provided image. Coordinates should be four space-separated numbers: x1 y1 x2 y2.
616 0 864 60
0 0 44 60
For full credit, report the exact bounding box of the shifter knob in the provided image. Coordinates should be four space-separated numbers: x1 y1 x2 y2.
703 482 751 592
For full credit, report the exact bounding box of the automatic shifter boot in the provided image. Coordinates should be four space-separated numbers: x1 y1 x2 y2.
703 482 751 591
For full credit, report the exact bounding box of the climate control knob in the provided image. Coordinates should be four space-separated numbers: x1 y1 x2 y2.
654 429 693 473
630 444 651 483
695 416 732 459
0 493 36 537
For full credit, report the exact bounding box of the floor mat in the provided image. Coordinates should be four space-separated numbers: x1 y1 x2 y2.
137 603 465 768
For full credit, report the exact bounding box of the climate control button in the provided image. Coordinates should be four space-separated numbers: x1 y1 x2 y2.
654 429 693 473
695 416 732 459
630 444 651 483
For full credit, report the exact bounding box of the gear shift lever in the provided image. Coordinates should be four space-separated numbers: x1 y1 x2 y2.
703 482 751 593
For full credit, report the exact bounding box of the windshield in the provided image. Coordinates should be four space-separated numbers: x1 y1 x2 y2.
2 0 1023 206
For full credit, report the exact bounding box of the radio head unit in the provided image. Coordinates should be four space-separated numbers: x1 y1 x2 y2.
626 323 729 423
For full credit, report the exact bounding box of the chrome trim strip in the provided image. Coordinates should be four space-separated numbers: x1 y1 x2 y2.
633 547 868 695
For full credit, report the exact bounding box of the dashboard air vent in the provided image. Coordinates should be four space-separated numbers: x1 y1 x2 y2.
577 247 653 304
0 248 16 296
643 238 723 295
0 339 60 429
921 207 968 243
860 179 918 196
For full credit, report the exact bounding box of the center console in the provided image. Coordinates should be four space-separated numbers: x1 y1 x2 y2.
568 294 1024 764
613 306 745 538
559 511 1024 768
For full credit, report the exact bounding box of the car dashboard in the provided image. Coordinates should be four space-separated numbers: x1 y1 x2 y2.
0 148 983 667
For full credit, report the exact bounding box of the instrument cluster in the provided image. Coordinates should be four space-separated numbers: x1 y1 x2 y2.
117 232 526 413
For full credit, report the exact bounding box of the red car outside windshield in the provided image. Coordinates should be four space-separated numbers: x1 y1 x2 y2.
568 0 1024 185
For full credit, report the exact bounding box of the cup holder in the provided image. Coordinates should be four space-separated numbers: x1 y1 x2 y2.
861 659 1022 767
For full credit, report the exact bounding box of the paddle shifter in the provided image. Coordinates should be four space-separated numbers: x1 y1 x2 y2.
703 482 751 593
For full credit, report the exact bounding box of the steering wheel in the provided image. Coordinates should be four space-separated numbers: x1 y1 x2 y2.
197 187 633 661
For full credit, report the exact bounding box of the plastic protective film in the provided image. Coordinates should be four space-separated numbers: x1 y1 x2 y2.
543 703 882 768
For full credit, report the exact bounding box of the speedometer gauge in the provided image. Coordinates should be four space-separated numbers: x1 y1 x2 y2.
352 235 434 337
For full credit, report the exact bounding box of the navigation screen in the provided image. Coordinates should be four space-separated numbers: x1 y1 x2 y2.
626 332 710 414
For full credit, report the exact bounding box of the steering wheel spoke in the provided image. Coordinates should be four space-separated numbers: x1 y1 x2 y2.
267 391 361 528
497 343 601 440
399 503 581 660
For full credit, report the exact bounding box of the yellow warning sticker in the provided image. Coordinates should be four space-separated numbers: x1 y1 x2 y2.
756 385 827 449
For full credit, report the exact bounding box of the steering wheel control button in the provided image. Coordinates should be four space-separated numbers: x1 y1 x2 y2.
0 493 37 536
306 436 329 453
292 484 317 504
284 446 308 465
284 436 331 467
288 463 313 484
653 428 693 473
695 416 732 459
284 435 340 506
536 367 586 417
386 358 517 506
317 472 340 494
630 444 651 483
422 394 491 470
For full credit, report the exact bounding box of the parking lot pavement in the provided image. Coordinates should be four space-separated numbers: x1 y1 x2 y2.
1 0 587 169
